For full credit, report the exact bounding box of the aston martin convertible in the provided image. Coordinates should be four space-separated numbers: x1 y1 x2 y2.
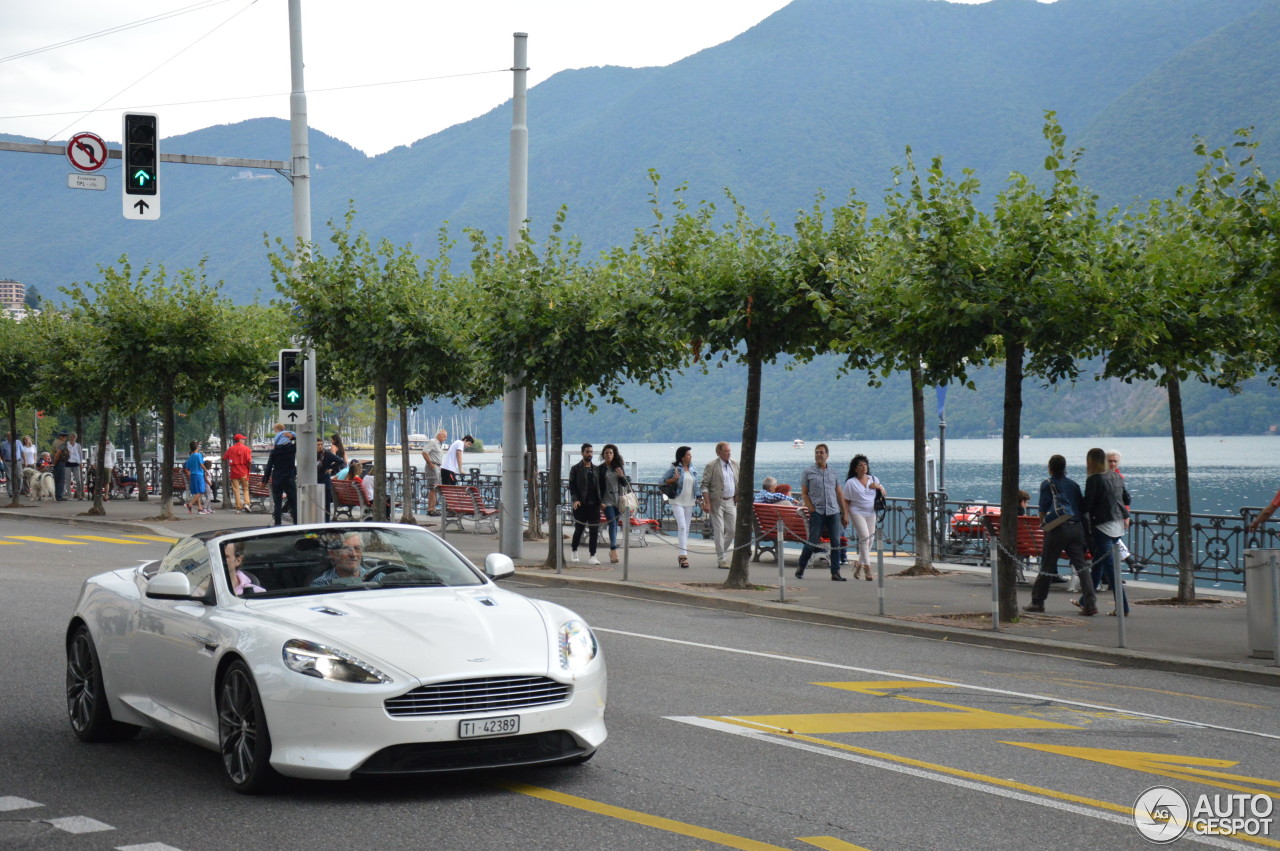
65 523 606 792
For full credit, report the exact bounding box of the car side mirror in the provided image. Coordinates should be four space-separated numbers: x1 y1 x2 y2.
146 572 196 600
484 553 515 581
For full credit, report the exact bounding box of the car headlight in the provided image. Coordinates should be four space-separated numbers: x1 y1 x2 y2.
282 639 391 684
558 620 598 672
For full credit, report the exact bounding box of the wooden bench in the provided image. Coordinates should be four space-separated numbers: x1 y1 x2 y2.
109 468 137 499
330 479 368 521
246 473 272 513
438 484 499 534
982 513 1045 584
751 503 847 565
171 467 190 503
595 508 660 547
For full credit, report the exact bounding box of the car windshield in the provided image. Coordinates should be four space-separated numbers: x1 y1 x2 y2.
220 526 485 598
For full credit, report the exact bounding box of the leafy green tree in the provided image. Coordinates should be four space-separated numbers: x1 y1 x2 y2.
0 315 38 507
469 209 678 564
271 211 476 523
65 258 249 519
640 179 849 588
835 150 990 574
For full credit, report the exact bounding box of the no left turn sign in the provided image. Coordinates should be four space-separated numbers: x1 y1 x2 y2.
67 132 108 172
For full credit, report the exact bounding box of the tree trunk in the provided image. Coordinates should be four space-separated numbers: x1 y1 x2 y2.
397 404 415 524
217 395 229 493
725 353 761 589
5 399 19 508
373 378 388 520
544 387 564 565
900 365 940 575
524 396 543 541
159 394 175 520
130 415 147 502
88 401 109 516
1167 371 1196 602
998 341 1025 620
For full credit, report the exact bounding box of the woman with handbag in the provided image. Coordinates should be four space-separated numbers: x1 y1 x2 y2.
599 444 629 564
841 454 884 580
661 446 698 569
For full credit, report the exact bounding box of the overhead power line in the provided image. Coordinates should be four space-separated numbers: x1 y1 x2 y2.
0 0 237 64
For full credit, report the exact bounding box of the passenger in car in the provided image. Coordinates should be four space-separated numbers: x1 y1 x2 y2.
223 541 265 596
310 532 370 587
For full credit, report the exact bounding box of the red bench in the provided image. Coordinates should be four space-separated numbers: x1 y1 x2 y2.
438 484 499 534
330 479 369 521
751 503 847 565
246 473 271 513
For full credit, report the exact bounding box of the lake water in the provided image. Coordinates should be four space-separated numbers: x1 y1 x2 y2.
383 435 1280 518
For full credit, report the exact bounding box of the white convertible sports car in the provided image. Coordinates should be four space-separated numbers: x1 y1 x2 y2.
65 523 606 792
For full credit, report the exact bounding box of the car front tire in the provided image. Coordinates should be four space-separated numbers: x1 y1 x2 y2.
218 661 279 793
66 625 140 742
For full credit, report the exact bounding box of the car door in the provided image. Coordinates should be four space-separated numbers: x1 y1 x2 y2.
132 537 223 735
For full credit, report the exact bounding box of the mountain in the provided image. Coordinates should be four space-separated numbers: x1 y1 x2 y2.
4 0 1279 438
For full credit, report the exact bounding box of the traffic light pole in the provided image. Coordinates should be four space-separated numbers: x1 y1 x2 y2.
288 0 320 525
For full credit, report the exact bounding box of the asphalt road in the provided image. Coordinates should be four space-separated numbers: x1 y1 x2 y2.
2 519 1278 850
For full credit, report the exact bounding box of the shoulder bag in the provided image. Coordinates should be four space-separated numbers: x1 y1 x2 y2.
1042 479 1073 530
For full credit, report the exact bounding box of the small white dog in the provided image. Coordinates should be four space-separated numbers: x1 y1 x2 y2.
23 467 56 500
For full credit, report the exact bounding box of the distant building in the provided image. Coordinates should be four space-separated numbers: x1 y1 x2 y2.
0 279 27 319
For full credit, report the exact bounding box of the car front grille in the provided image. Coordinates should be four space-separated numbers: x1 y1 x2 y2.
385 675 572 717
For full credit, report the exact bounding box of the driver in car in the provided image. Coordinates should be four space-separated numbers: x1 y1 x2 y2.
310 532 370 586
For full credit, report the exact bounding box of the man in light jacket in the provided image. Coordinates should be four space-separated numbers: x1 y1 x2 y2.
701 442 741 569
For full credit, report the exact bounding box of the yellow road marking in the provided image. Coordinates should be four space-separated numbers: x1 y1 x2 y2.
815 681 954 696
67 535 156 544
984 672 1271 709
1006 743 1280 800
117 534 178 543
714 718 1134 815
5 536 87 545
497 781 799 850
798 839 871 850
720 708 1076 734
0 540 19 545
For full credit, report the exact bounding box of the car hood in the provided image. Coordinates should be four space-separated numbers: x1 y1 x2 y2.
246 587 552 679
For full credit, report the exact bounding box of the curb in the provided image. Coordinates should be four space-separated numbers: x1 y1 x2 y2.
513 570 1280 688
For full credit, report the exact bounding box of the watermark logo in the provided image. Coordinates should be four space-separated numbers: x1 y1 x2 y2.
1134 786 1189 843
1134 786 1274 843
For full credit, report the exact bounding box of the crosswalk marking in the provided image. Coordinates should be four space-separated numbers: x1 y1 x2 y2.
118 534 179 543
47 815 113 834
0 796 42 811
67 535 159 544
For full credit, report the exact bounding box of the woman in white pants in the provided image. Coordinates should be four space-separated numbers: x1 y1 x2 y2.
841 454 885 580
661 446 698 569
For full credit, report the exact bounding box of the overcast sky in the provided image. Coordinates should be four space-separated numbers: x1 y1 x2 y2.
1 0 1008 157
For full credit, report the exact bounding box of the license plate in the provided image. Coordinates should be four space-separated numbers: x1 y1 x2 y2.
459 715 520 739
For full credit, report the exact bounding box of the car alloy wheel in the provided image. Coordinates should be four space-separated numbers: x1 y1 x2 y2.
217 661 279 793
66 625 139 742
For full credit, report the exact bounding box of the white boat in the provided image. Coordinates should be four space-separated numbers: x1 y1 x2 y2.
792 439 805 448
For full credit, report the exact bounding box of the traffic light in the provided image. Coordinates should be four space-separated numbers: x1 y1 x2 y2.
122 113 158 196
279 349 304 411
265 360 281 404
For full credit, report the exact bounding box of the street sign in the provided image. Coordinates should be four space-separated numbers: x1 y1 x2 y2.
122 113 160 221
67 173 107 191
66 132 107 172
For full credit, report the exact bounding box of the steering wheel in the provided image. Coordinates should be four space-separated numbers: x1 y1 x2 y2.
362 562 408 582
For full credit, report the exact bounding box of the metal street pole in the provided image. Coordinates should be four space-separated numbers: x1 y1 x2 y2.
288 0 320 524
500 33 529 557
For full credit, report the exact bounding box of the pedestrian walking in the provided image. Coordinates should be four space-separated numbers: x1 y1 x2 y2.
1025 454 1095 615
798 443 847 581
223 434 253 512
841 454 884 581
184 441 210 514
661 447 698 569
599 444 629 564
569 443 603 564
262 432 297 526
1082 447 1131 616
701 441 740 569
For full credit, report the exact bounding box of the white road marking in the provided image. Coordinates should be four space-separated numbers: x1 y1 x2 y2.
48 815 114 833
595 627 1280 741
117 844 187 851
669 716 1245 850
0 796 42 811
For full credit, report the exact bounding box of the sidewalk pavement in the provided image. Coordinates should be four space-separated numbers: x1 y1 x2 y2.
4 494 1278 687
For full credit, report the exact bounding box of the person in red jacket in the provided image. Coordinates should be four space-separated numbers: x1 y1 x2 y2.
223 433 254 513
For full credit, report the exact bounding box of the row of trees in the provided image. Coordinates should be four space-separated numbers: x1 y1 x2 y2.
4 114 1276 616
